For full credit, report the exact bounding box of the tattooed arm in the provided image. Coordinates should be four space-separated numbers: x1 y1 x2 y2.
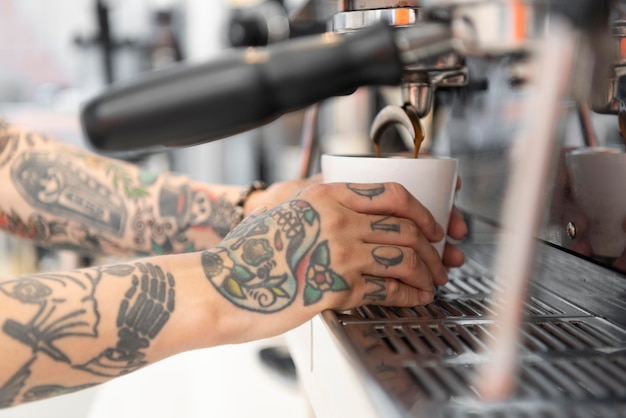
0 179 462 408
0 119 315 256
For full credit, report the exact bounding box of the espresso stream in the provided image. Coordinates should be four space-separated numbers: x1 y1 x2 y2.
374 120 424 159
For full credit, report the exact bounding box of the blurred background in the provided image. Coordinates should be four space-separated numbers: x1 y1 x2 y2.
0 0 317 416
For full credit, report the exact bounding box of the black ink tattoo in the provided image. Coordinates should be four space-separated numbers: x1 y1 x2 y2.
11 152 127 236
0 272 101 363
0 129 18 170
363 277 387 302
77 262 175 377
23 383 96 403
157 181 237 245
0 206 125 256
0 270 101 406
371 216 400 233
371 246 404 267
347 183 385 199
0 358 35 408
0 263 175 405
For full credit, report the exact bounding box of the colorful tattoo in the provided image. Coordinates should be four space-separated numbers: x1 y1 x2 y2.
0 207 44 240
201 199 349 312
158 181 238 240
71 151 151 202
0 205 125 255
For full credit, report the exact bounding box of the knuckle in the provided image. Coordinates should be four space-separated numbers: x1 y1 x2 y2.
404 249 422 272
385 279 420 307
323 210 349 232
331 244 351 266
306 183 331 198
385 278 401 299
385 182 410 201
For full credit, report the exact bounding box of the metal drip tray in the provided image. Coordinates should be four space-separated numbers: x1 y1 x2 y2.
320 256 626 417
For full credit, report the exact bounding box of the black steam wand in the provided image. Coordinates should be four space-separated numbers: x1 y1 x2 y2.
81 22 454 151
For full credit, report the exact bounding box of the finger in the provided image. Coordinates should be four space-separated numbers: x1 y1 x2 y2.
360 276 434 307
447 206 468 241
455 176 462 191
361 214 448 286
357 244 437 292
442 243 465 270
327 182 444 243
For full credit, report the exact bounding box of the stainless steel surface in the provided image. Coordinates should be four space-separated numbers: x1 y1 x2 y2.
337 0 424 10
318 239 626 417
331 8 426 33
475 16 578 400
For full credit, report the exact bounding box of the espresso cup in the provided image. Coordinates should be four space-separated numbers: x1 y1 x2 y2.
565 146 626 258
321 153 459 256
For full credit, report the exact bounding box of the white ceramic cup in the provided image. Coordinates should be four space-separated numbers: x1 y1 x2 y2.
565 146 626 258
321 153 459 256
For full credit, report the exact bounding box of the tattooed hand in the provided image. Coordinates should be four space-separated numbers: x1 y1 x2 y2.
202 181 465 339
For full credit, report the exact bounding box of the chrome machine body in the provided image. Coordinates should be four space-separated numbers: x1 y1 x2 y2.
281 1 626 417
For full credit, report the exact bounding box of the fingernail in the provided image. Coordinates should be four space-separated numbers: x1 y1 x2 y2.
419 291 433 305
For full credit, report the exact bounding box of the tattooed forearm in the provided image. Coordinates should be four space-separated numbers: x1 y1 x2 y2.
77 262 175 377
0 121 246 255
0 261 176 406
0 205 127 254
11 151 127 236
201 199 349 312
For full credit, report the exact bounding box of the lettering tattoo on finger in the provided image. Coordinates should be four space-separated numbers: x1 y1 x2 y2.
363 276 387 302
371 216 400 233
346 183 385 199
371 246 404 267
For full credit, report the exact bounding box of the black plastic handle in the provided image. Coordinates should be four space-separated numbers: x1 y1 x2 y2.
81 23 402 151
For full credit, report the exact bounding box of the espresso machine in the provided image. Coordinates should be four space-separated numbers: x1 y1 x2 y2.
81 1 626 416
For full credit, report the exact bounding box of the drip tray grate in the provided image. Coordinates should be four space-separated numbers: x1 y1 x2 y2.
324 261 626 417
